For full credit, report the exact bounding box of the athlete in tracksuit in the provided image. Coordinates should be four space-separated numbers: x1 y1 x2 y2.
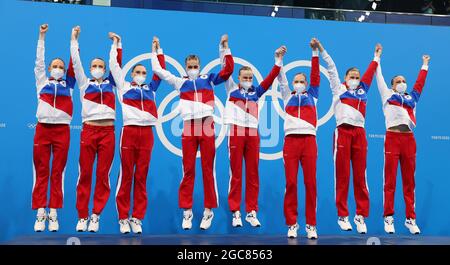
376 54 430 235
109 35 166 234
320 41 382 234
151 34 234 230
278 39 321 239
224 46 284 228
32 24 75 232
70 26 122 233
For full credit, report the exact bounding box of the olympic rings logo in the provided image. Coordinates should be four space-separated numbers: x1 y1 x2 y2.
122 53 336 160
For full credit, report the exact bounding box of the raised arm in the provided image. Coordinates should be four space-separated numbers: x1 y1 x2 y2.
375 60 391 103
255 46 284 98
66 56 76 89
70 26 89 89
411 55 430 102
360 43 382 91
35 24 48 90
150 38 184 91
106 32 123 88
148 36 166 92
108 32 125 90
209 34 235 85
308 38 321 98
318 40 342 96
277 67 291 101
225 76 238 95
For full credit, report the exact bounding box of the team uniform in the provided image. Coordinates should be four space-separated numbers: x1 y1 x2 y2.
70 39 122 223
376 61 428 234
322 49 379 232
224 55 281 226
32 39 76 231
278 50 320 238
151 43 234 229
109 42 166 233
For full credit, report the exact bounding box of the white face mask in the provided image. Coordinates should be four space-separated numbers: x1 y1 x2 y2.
347 79 360 90
240 81 252 90
91 67 105 80
187 69 199 80
133 75 146 86
293 83 306 93
395 82 407 94
50 68 64 80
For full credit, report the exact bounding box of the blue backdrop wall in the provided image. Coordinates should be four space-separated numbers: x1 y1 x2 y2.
0 1 450 242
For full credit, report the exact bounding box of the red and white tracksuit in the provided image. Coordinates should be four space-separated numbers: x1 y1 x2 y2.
278 51 320 226
224 58 281 213
151 44 234 209
32 39 75 210
376 62 428 219
110 43 166 220
322 50 379 218
71 40 122 218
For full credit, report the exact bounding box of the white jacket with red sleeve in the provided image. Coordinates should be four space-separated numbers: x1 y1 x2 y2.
70 39 122 123
376 61 428 130
35 39 76 124
151 44 234 121
321 50 379 128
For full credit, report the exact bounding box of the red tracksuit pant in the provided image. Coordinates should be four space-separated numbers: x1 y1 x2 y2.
333 124 369 218
115 125 154 220
179 116 218 209
32 122 70 209
76 123 115 219
383 131 416 219
228 124 260 213
283 134 317 226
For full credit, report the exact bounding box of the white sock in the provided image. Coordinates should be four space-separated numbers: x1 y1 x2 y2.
204 208 212 215
49 208 57 217
37 208 46 216
184 208 192 214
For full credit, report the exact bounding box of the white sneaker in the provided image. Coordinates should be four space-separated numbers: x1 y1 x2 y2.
232 211 243 227
405 218 421 234
48 211 59 232
305 224 318 239
354 215 367 234
384 216 395 234
245 210 261 227
200 209 214 230
76 218 88 232
119 219 131 234
287 223 299 238
182 209 193 230
88 214 100 233
337 216 352 231
129 217 142 234
34 208 47 232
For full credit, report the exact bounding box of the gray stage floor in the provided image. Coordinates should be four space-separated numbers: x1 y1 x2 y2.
4 234 450 245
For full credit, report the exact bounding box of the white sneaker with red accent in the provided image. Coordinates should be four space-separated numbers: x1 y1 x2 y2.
245 211 261 227
232 211 243 228
305 224 318 239
287 223 299 238
34 208 47 232
129 217 143 234
200 209 214 230
405 218 421 234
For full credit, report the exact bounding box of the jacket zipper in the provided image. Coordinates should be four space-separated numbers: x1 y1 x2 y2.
140 88 144 111
193 78 199 102
99 82 103 105
245 90 248 110
297 94 301 118
53 83 57 108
